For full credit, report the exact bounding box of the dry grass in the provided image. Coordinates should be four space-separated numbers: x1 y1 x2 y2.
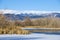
0 11 60 34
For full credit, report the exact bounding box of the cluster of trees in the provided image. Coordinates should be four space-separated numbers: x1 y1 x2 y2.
0 12 60 28
15 16 60 28
31 17 60 28
0 12 30 34
15 16 33 27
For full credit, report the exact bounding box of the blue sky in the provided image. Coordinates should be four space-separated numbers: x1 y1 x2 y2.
0 0 60 11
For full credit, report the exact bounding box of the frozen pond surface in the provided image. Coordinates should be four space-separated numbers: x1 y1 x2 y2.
0 33 60 40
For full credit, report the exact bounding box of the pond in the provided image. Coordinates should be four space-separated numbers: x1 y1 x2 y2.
0 33 60 40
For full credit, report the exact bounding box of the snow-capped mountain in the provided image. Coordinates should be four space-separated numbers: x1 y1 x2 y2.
0 9 60 14
0 9 60 20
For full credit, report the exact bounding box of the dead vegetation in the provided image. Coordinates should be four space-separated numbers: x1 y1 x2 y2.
0 12 30 34
0 11 60 34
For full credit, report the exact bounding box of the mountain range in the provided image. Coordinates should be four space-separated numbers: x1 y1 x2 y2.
0 9 60 20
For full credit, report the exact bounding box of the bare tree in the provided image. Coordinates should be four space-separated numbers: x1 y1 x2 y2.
24 16 32 26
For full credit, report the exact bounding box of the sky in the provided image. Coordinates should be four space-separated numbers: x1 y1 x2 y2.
0 0 60 11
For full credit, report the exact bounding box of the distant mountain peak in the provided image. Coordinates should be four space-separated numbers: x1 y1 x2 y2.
0 9 60 14
0 9 60 20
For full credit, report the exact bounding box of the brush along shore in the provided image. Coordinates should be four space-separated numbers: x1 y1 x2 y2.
0 26 31 34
